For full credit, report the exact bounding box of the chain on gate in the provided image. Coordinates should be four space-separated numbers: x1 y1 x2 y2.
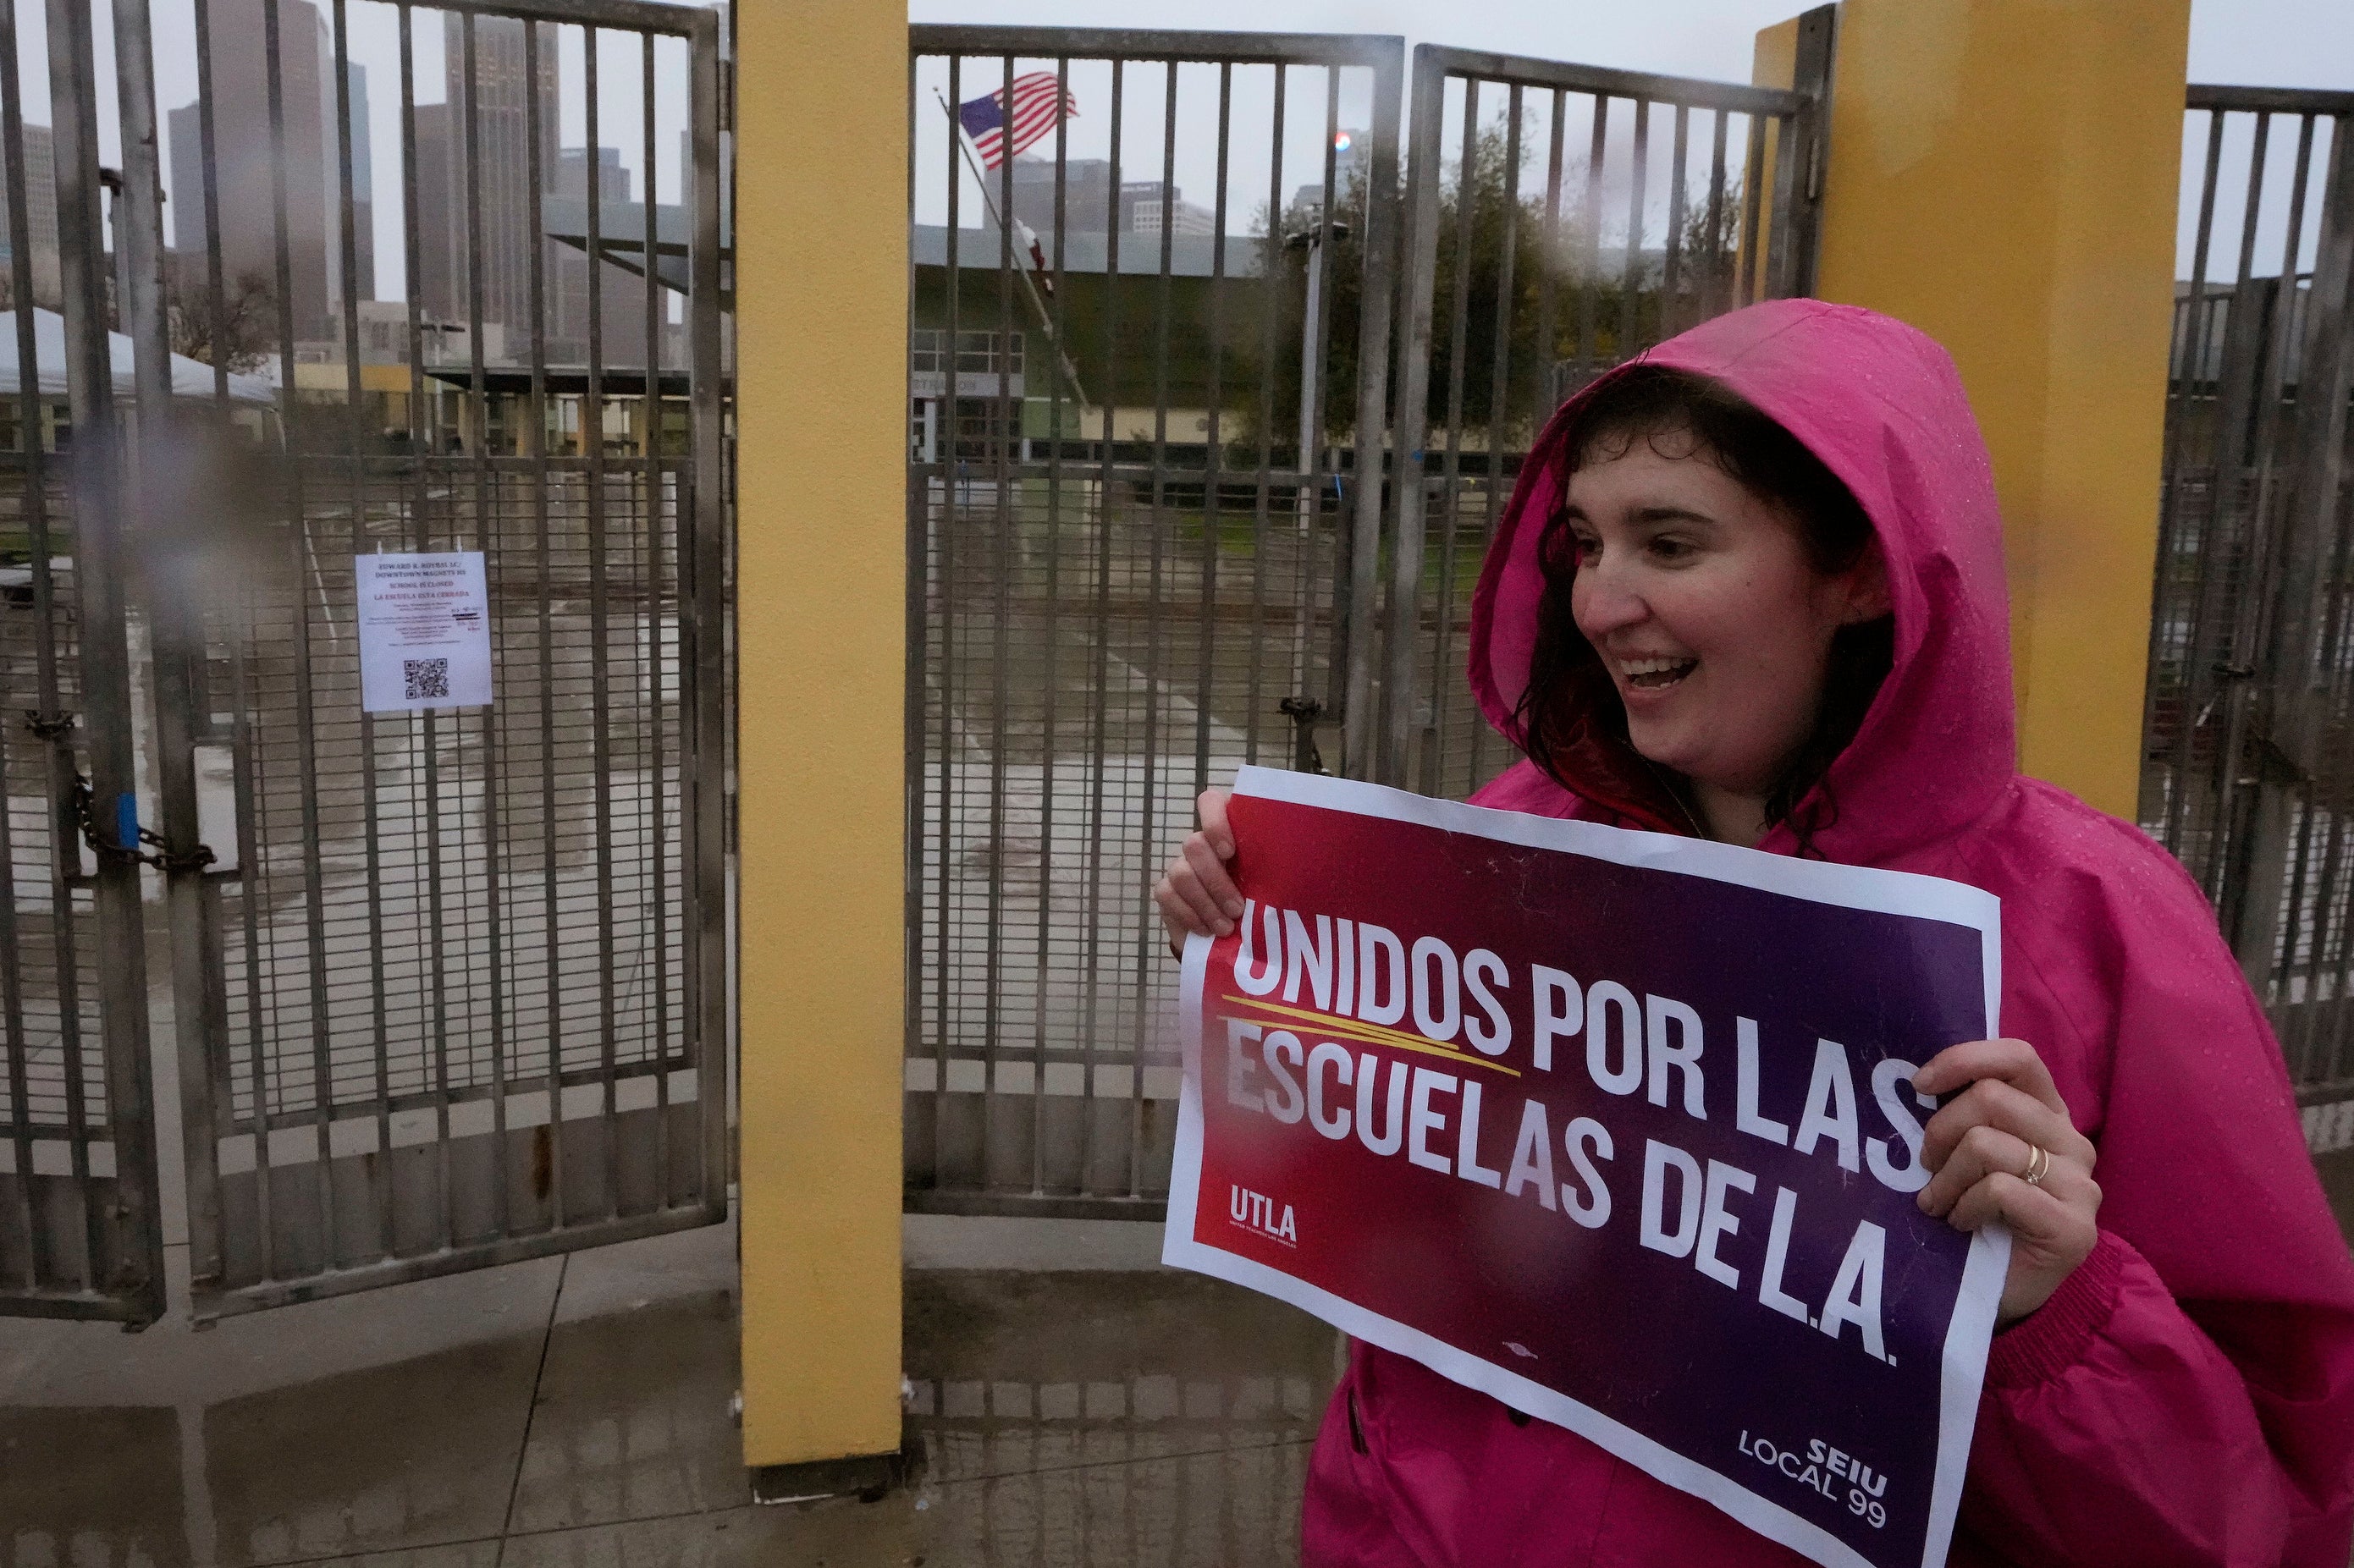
63 767 215 874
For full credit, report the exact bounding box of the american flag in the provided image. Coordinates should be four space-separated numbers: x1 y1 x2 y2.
956 71 1077 170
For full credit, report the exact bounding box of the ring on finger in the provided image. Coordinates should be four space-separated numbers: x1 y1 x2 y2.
2020 1143 2051 1187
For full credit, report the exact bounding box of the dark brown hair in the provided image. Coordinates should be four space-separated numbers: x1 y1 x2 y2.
1513 364 1894 853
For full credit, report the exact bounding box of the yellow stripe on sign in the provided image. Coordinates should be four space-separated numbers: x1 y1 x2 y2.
1220 994 1456 1059
1217 994 1523 1078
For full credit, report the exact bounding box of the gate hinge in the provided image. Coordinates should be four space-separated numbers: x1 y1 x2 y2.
69 774 218 873
23 708 74 740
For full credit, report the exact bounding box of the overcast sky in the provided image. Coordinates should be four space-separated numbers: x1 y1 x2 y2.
909 0 2354 94
28 0 2350 300
904 0 2351 283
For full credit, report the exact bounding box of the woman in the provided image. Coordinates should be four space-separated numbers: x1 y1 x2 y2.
1153 300 2354 1565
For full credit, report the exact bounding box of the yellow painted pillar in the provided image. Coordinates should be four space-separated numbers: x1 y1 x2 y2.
1758 0 2190 818
735 2 907 1472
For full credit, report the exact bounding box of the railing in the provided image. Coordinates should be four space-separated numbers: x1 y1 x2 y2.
2142 84 2354 1131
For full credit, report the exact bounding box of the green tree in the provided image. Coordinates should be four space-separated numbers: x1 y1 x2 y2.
1237 109 1751 455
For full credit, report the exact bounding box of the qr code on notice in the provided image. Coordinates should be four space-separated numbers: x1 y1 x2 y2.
404 657 451 701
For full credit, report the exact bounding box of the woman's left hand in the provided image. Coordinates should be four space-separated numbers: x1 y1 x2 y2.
1913 1038 2103 1326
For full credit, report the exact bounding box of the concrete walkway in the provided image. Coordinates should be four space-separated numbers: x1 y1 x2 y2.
0 1215 1339 1567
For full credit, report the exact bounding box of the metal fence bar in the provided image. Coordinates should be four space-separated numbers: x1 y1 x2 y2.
1379 43 1445 789
524 14 565 1235
2153 110 2227 856
1128 58 1182 1198
1704 111 1729 321
1772 7 1836 300
2246 113 2324 1079
1078 53 1122 1199
1529 90 1567 422
1249 68 1283 771
930 49 961 1192
985 52 1017 1191
1340 42 1403 781
1662 105 1690 341
2195 85 2354 117
584 22 620 1223
686 0 728 1214
1397 46 1803 117
1420 76 1479 796
912 26 1396 69
639 26 670 1207
48 0 168 1321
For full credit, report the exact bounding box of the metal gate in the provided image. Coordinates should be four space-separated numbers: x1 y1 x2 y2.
0 0 169 1322
0 0 729 1324
2142 85 2354 1146
1378 19 1833 796
903 27 1402 1216
901 23 1828 1217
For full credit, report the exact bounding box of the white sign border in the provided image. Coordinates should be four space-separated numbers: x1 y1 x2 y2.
354 549 494 713
1161 764 2012 1568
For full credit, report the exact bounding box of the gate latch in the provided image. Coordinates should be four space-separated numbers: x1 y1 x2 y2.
1279 696 1329 776
69 776 218 874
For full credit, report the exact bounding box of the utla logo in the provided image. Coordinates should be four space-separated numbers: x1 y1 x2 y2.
1228 1184 1298 1246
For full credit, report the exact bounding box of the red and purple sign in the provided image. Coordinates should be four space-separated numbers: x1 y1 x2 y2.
1165 767 2009 1568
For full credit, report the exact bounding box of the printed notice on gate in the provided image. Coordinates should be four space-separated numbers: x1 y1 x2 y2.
1164 767 2011 1568
356 552 492 712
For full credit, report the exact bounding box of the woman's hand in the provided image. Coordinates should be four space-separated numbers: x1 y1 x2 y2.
1153 789 1241 956
1913 1038 2102 1325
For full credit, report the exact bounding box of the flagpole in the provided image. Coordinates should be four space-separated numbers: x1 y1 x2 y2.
936 90 1094 419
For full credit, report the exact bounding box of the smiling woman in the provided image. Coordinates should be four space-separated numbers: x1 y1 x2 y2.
1154 299 2354 1566
1520 366 1894 850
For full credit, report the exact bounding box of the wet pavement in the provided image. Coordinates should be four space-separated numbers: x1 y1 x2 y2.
0 1213 1339 1568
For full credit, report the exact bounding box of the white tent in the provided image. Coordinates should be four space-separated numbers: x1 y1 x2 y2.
0 307 276 405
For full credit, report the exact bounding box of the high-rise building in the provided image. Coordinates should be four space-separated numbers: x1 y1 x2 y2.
438 11 558 356
550 145 651 366
1009 155 1112 235
167 0 339 338
1006 158 1217 239
1124 183 1216 237
166 102 201 250
0 121 60 307
411 102 455 328
344 60 374 306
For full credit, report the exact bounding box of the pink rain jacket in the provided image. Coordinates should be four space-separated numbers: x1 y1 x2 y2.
1298 300 2354 1567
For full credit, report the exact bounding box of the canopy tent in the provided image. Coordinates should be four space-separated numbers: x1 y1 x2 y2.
0 308 277 405
543 195 733 311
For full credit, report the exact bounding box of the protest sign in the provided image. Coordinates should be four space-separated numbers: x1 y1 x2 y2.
1165 766 2009 1568
356 552 493 712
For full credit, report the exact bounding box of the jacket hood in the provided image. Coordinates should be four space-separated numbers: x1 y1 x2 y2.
1467 298 2017 864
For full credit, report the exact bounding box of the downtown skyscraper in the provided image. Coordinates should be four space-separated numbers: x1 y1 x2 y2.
418 11 556 351
165 0 354 339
